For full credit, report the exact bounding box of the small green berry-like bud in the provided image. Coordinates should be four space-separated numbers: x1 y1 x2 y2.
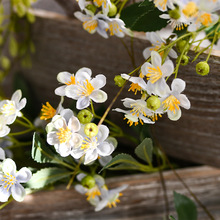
147 96 161 111
176 40 189 53
196 61 210 76
168 8 181 20
1 56 11 70
176 55 189 66
84 123 99 137
114 75 125 87
81 175 96 189
108 3 117 17
77 109 93 124
85 4 97 14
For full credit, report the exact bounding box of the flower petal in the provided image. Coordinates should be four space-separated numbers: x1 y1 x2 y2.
97 142 114 157
57 71 72 84
0 147 5 160
167 108 181 121
90 90 107 103
151 51 162 68
84 149 98 164
0 186 11 202
2 158 16 176
97 125 109 143
171 78 186 93
179 94 190 109
16 167 32 183
11 90 22 102
161 59 174 77
75 67 92 81
76 96 90 110
68 116 81 132
91 74 106 90
11 183 26 202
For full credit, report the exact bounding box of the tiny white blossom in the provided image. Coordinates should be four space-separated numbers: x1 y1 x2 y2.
141 51 173 97
93 0 112 15
46 109 83 157
162 78 190 121
0 115 10 138
0 158 32 202
149 0 176 11
74 11 109 38
0 147 5 161
65 68 107 110
0 90 26 125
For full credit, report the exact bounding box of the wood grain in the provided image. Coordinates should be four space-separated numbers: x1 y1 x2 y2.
1 166 220 220
4 9 220 167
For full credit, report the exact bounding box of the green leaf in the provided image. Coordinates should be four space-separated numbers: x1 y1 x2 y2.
27 167 72 189
174 191 197 220
169 216 176 220
100 153 144 172
135 138 153 164
32 132 65 164
205 21 220 45
120 1 168 32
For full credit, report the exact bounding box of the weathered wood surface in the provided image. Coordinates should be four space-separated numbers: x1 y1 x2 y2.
1 166 220 220
4 9 220 167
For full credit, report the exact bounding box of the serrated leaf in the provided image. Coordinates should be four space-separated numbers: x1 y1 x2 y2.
135 138 153 164
32 132 64 164
120 1 168 32
100 153 143 172
174 191 197 220
27 167 72 189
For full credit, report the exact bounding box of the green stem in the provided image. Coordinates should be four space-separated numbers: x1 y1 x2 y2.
8 128 34 136
118 0 129 15
7 141 32 149
0 197 13 210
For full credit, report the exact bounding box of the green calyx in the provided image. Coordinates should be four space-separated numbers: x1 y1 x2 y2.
114 75 125 87
177 55 189 66
85 4 97 14
196 61 210 76
147 96 161 111
176 40 189 53
81 175 96 189
84 123 99 137
77 109 93 124
168 8 181 20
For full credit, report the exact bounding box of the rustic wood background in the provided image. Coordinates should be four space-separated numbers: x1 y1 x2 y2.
2 1 220 167
2 166 220 220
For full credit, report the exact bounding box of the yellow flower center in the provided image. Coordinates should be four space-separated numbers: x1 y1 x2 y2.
78 79 95 97
83 19 98 33
40 102 56 120
108 22 122 36
1 102 16 116
2 173 16 192
93 0 105 7
65 75 76 85
81 137 98 151
128 83 142 95
85 186 101 200
199 13 212 27
162 95 180 113
107 193 123 208
154 0 167 11
130 102 147 118
182 2 198 18
146 66 163 84
124 117 143 126
149 113 162 122
56 127 72 144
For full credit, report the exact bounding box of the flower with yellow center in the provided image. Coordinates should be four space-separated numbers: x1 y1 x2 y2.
93 0 111 15
141 51 173 97
0 158 32 202
162 78 190 121
74 11 109 38
149 0 175 12
0 90 26 125
65 68 107 110
46 109 83 157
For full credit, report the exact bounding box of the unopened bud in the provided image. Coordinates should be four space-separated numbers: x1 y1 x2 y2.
81 175 96 189
147 96 161 111
196 61 209 76
84 123 98 137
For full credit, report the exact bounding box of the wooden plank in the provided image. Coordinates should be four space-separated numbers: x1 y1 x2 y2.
4 9 220 167
1 166 220 219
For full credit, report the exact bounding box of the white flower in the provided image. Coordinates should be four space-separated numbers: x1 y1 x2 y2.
74 11 109 38
114 98 156 126
149 0 176 11
143 32 177 60
94 184 128 211
141 51 173 97
0 115 10 138
46 109 83 157
65 68 107 110
93 0 111 15
0 158 32 202
0 147 5 161
75 174 105 201
162 78 190 121
80 125 115 165
0 90 26 125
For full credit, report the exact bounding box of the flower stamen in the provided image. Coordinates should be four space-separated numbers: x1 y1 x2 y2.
56 127 72 144
40 102 56 120
162 95 180 113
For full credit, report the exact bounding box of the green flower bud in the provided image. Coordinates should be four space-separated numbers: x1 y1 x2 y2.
1 56 11 70
22 0 31 7
147 96 161 111
168 8 181 20
84 123 99 137
196 61 210 76
85 4 97 14
176 55 189 66
114 75 125 87
16 3 26 17
108 3 117 17
77 109 93 124
176 40 189 53
26 11 35 23
81 175 96 189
